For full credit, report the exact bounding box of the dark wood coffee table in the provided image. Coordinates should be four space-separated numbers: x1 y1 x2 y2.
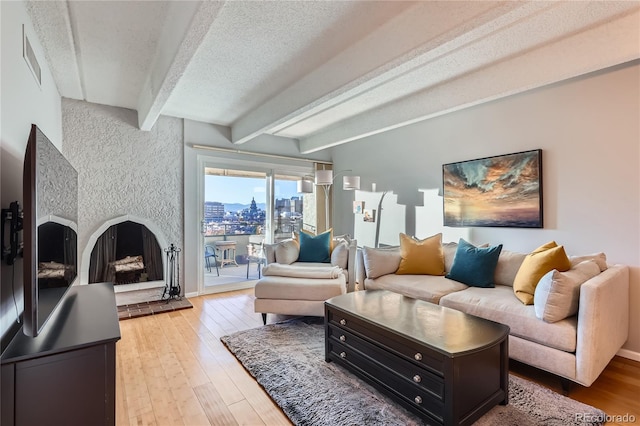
325 290 509 426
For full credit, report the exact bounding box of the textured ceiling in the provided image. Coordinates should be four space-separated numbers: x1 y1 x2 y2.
26 0 640 153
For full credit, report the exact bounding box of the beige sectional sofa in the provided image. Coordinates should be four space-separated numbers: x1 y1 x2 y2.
355 242 629 387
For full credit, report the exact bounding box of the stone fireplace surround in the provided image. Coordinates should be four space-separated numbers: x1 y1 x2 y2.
81 214 168 306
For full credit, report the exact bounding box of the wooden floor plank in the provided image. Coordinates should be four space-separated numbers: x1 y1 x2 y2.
228 399 266 426
116 288 640 426
193 382 238 426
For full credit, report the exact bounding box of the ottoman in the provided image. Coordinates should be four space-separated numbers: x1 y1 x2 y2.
254 274 346 324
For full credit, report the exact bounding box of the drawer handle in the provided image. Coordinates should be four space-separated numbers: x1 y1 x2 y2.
414 353 422 361
413 375 421 383
415 396 423 404
339 335 346 342
340 319 347 326
340 351 347 359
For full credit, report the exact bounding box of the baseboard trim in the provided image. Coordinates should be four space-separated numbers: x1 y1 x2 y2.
185 291 199 298
200 280 257 295
617 348 640 362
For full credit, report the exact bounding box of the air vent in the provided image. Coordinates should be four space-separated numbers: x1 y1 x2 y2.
23 24 41 87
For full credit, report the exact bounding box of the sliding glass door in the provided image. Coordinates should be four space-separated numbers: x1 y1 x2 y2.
197 161 317 295
273 174 316 242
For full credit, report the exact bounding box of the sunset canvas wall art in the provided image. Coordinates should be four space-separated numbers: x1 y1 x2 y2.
443 150 543 228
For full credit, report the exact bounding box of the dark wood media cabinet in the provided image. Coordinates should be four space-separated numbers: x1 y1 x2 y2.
1 282 121 426
325 290 509 426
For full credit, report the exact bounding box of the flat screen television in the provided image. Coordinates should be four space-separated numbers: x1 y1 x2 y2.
23 124 78 337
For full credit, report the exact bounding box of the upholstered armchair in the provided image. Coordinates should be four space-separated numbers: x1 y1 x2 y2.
263 234 357 292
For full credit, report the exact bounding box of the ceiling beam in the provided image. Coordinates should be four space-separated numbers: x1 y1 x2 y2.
25 1 84 100
299 7 640 153
229 1 529 146
137 1 226 131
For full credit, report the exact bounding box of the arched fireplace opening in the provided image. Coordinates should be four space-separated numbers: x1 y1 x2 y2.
88 221 163 285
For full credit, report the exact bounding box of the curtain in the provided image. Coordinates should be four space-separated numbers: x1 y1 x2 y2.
89 225 117 283
141 226 163 281
63 227 78 282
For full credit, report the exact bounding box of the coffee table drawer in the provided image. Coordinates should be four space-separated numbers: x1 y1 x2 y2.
327 339 444 424
328 324 444 400
327 308 444 376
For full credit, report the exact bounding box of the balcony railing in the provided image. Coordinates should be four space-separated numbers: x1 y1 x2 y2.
203 218 304 239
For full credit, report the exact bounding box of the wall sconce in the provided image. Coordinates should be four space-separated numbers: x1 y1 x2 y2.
297 178 314 194
343 175 361 190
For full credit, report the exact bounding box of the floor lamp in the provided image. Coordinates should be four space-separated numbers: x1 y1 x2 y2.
314 170 360 231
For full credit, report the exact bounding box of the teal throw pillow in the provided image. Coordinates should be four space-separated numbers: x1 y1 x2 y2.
298 230 331 263
446 239 503 287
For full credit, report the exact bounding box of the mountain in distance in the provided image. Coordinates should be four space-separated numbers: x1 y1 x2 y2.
222 202 266 213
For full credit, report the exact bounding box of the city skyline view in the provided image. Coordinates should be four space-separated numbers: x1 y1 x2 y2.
205 175 301 204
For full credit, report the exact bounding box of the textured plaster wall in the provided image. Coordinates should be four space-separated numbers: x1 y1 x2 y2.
36 128 77 223
62 99 183 289
331 61 640 356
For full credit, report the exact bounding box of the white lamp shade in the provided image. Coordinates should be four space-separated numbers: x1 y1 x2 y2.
315 170 333 185
297 179 314 193
343 175 360 190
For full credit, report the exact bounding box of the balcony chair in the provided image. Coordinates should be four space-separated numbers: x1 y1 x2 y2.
204 244 219 276
246 235 266 279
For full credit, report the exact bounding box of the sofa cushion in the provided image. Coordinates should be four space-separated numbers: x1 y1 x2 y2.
494 250 526 287
443 242 458 273
275 239 299 265
298 229 331 263
513 241 571 305
439 285 578 353
364 274 467 304
534 260 601 323
570 252 607 272
397 233 444 275
446 239 503 288
362 246 401 279
255 275 346 301
331 242 349 269
333 234 352 249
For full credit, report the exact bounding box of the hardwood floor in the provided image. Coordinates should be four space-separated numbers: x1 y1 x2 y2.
116 289 640 426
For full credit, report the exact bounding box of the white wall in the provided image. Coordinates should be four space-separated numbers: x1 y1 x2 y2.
331 61 640 356
182 120 331 296
1 1 62 340
62 99 183 292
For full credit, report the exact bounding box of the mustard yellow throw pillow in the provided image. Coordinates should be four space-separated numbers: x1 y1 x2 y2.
396 233 445 275
513 241 571 305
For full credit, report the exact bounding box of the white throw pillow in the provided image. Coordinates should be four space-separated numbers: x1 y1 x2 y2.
534 260 601 323
275 239 299 265
331 242 349 270
362 246 401 279
570 252 607 272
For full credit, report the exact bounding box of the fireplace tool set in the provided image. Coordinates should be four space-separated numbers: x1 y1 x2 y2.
162 243 181 301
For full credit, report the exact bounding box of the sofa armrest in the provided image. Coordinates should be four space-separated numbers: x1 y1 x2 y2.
576 264 629 386
346 239 358 292
355 248 366 290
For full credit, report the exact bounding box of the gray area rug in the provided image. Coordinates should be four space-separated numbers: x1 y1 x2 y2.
221 319 605 426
